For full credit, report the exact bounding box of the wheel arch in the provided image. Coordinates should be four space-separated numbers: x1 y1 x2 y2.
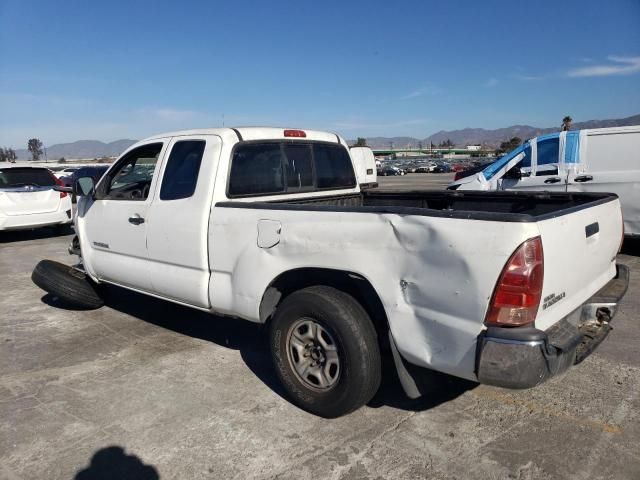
259 267 390 346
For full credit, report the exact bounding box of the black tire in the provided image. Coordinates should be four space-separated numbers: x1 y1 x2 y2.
269 286 381 418
32 260 104 309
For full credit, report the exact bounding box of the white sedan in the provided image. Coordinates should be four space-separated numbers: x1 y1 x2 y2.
0 166 72 231
53 166 81 179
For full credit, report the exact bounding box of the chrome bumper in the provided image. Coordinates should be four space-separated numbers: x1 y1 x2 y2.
476 264 629 389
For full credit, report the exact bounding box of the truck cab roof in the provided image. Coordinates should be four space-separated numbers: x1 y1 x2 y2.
142 127 346 145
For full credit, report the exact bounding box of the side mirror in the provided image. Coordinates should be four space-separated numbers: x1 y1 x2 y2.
74 177 95 197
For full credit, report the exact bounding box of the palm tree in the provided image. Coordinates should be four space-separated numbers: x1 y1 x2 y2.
561 116 572 131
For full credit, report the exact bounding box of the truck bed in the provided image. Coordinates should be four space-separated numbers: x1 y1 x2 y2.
251 190 619 222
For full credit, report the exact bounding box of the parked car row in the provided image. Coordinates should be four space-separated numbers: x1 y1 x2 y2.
378 157 478 176
377 159 461 176
377 166 405 176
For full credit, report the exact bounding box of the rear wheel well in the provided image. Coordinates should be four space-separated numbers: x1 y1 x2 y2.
260 268 390 349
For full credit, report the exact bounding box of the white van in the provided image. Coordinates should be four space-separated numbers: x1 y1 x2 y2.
449 125 640 236
349 146 378 188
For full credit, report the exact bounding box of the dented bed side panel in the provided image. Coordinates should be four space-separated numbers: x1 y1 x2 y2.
208 206 539 380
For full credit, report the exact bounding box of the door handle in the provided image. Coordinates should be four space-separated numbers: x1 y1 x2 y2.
574 175 593 183
128 215 145 225
544 177 561 184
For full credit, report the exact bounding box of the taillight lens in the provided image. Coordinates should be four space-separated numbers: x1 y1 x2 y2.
52 174 68 198
485 236 544 327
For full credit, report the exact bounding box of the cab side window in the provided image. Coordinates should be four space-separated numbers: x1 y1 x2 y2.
160 141 205 200
101 143 163 200
536 138 559 176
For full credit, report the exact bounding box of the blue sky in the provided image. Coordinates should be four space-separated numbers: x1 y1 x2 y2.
1 0 639 147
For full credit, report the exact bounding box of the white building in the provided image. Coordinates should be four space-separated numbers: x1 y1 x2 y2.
466 145 481 151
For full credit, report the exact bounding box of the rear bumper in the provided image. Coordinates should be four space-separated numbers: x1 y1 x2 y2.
0 208 72 231
476 264 629 389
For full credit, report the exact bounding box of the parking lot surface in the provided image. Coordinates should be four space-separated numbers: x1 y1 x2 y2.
376 172 455 190
1 175 639 479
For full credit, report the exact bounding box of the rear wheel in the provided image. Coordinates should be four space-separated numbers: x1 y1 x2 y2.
32 260 104 309
269 286 381 418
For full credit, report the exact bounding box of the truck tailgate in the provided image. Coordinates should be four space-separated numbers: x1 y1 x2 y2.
534 197 622 331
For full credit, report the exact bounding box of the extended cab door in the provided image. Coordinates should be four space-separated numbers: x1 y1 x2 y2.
145 135 222 307
78 141 166 291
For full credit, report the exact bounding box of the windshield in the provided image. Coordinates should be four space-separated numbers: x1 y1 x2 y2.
482 144 526 180
0 168 56 188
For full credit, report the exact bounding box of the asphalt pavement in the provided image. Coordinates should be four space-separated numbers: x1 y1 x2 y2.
1 175 639 479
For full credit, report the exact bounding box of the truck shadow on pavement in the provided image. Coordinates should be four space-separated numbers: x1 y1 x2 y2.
0 225 73 243
46 284 476 414
621 237 640 257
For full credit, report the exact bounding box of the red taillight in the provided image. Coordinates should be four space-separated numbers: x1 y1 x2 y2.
284 129 306 138
52 174 67 198
485 236 544 327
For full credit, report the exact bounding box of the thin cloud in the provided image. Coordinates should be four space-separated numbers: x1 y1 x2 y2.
145 108 202 122
566 55 640 77
0 92 95 107
485 78 499 87
0 105 218 147
513 74 546 81
400 84 441 100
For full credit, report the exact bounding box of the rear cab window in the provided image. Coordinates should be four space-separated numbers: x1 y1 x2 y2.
0 168 56 188
228 141 356 197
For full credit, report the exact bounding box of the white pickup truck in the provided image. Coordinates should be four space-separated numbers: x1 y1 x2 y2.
33 127 629 418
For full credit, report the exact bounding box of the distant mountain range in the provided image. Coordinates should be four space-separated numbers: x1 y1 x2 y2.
11 113 640 159
14 139 137 160
354 113 640 149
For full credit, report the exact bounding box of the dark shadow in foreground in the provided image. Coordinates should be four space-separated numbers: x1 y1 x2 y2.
621 237 640 257
41 292 95 311
0 224 73 244
89 284 475 413
75 446 159 480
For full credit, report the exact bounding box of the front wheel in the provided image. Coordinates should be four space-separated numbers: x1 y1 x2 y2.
269 286 381 418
